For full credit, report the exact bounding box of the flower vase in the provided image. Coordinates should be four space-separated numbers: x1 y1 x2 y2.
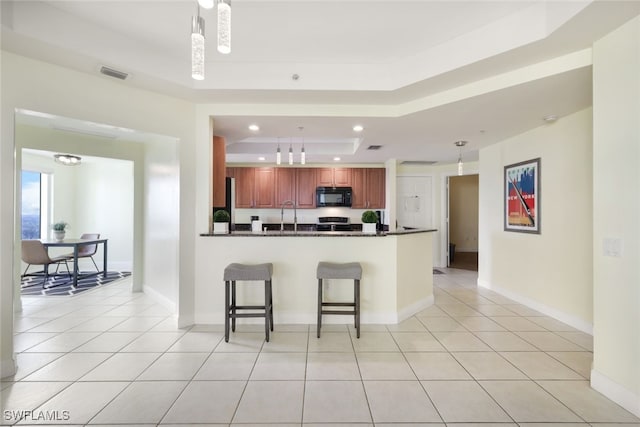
54 231 66 241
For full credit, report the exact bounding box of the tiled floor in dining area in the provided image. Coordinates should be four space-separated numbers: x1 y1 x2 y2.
2 268 639 426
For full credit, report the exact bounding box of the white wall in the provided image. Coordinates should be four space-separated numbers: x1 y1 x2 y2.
0 51 195 378
143 139 180 309
477 108 593 332
592 16 640 416
74 157 134 271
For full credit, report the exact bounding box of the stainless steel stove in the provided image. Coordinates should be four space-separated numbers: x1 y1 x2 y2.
316 216 353 232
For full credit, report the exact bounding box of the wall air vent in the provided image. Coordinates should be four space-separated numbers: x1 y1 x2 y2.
100 66 129 80
401 160 437 165
367 145 383 150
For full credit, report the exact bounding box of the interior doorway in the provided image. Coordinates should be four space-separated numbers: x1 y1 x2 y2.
447 174 479 271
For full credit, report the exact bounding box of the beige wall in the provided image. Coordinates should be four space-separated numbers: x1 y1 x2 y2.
592 16 640 415
449 174 479 252
478 108 593 333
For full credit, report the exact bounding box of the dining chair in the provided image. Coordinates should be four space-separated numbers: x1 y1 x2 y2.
21 240 71 288
63 233 101 273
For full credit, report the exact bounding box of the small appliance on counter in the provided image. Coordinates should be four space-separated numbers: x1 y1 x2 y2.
316 216 353 232
251 215 263 233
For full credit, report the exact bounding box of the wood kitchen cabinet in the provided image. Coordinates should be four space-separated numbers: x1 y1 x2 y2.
233 167 276 208
351 168 386 209
317 168 352 187
296 168 317 208
233 167 255 208
275 168 296 207
254 167 276 208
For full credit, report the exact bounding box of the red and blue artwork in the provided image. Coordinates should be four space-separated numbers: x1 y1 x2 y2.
504 158 540 233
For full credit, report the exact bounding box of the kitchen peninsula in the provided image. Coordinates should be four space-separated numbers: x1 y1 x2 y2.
195 229 435 325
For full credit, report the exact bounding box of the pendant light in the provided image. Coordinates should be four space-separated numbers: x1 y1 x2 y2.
191 9 205 80
454 140 467 176
217 0 231 54
299 126 306 165
276 138 282 165
288 143 294 165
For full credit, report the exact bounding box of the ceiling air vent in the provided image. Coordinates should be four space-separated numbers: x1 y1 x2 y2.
401 160 437 165
100 66 129 80
367 145 383 150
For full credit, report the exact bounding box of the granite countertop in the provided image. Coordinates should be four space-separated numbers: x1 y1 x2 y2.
200 228 436 237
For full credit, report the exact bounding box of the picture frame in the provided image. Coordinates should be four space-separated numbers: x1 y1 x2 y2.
504 158 540 234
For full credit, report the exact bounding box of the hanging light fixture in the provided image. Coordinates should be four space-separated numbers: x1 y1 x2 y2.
288 143 294 165
298 126 306 165
53 153 82 166
191 7 205 80
217 0 231 54
198 0 214 9
276 138 282 165
454 140 468 176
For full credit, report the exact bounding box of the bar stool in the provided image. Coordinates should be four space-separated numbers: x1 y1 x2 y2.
316 261 362 339
223 263 274 342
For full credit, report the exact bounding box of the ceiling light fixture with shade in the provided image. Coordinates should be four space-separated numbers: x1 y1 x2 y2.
54 153 82 166
454 140 468 176
191 6 205 80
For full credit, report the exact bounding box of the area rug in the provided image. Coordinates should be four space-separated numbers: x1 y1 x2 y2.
21 271 131 296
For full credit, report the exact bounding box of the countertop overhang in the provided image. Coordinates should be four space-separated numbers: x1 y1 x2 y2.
200 228 437 237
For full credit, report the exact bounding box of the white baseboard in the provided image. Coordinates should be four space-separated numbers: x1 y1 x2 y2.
477 278 593 335
591 368 640 418
398 295 434 323
193 306 434 326
142 285 177 313
1 357 16 379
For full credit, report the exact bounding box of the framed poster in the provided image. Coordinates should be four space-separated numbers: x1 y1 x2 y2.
504 158 540 233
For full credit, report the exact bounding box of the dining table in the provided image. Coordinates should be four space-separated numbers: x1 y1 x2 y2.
41 238 108 288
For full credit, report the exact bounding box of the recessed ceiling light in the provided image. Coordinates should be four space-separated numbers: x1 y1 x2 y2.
248 124 260 131
353 125 364 132
543 115 558 123
258 156 266 161
333 157 341 161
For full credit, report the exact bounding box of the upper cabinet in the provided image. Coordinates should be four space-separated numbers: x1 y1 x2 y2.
275 168 296 207
351 168 386 209
296 168 317 208
232 167 275 208
227 166 382 209
317 168 352 187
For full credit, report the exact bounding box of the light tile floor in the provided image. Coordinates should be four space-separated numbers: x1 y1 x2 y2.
2 268 639 426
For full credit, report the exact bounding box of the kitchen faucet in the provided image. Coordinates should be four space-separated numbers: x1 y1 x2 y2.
280 200 298 232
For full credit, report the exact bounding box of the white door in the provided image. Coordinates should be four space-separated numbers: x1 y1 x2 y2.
396 176 432 229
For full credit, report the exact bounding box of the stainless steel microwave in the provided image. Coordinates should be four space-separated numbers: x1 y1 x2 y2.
316 187 353 207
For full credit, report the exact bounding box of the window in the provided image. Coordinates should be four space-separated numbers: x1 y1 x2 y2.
21 170 50 239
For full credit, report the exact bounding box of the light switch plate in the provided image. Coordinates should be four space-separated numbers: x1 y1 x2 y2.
603 237 623 257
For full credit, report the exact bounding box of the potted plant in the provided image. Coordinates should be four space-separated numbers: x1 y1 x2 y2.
213 209 231 234
52 221 68 241
361 210 378 234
